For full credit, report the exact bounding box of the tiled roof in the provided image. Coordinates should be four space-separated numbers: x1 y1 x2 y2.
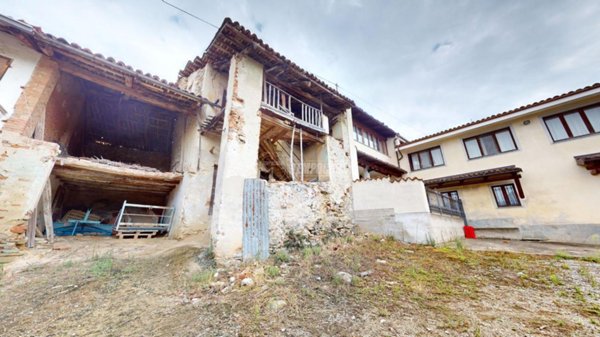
424 165 522 187
0 14 208 105
179 18 354 105
403 82 600 146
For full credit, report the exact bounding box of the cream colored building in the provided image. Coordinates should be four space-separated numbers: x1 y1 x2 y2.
398 84 600 245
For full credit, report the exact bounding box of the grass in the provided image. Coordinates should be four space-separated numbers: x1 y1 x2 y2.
555 250 573 260
549 274 563 286
274 250 290 264
191 268 215 285
265 265 280 278
90 254 113 277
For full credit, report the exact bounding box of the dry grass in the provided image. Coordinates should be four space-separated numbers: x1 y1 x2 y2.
0 237 598 336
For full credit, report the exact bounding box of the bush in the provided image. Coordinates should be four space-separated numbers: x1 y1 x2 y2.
265 266 280 278
274 250 290 264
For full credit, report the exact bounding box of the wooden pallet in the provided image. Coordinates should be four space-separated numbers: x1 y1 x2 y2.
116 230 158 240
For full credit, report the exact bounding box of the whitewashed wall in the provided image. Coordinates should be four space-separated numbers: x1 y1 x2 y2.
0 32 41 128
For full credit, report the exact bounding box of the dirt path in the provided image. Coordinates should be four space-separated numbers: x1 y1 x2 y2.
465 238 600 258
1 236 598 336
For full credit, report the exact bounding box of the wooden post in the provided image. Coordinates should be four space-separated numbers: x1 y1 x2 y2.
27 208 37 248
290 124 295 181
42 181 54 243
300 129 304 182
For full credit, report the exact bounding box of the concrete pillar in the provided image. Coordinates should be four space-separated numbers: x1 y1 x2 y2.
332 108 359 181
211 54 264 259
3 57 59 137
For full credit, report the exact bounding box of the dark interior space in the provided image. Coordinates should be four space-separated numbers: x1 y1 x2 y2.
45 73 178 171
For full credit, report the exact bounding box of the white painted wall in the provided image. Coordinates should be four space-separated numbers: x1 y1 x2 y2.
0 32 41 128
352 178 464 244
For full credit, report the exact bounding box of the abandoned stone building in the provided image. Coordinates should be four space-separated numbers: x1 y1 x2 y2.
0 14 596 262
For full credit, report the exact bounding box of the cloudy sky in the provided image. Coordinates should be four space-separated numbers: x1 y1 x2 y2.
4 0 600 139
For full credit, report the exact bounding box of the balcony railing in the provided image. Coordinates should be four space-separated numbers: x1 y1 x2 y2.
426 188 466 222
262 81 325 132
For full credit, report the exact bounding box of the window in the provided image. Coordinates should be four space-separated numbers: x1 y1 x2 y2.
409 146 444 171
353 124 388 155
463 128 517 159
441 191 460 210
0 56 12 80
492 184 521 207
543 106 600 142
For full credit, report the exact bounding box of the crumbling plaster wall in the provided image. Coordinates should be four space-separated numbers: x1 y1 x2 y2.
211 54 263 259
0 32 42 129
167 64 227 241
268 181 353 249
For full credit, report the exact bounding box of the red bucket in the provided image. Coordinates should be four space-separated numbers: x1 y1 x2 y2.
463 225 477 239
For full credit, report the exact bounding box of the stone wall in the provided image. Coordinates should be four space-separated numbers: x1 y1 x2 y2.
267 181 353 249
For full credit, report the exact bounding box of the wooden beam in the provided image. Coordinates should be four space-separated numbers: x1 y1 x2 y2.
59 62 196 114
41 181 54 243
260 113 324 144
513 174 525 199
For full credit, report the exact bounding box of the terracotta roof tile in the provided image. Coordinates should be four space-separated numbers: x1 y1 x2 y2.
403 83 600 145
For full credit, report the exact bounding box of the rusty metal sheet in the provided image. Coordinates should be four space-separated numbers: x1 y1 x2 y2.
242 178 269 261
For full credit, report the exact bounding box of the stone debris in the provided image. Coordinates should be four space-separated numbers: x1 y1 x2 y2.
376 259 387 264
267 299 287 311
337 271 353 284
359 270 373 277
241 277 254 287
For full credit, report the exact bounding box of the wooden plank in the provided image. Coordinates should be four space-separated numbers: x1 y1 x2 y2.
41 181 54 243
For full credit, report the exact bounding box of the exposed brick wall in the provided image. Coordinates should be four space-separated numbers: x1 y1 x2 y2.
3 56 59 137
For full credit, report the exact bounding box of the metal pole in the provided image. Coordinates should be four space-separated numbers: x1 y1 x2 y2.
300 129 304 182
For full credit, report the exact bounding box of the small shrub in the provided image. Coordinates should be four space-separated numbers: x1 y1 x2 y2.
274 250 290 264
265 265 280 278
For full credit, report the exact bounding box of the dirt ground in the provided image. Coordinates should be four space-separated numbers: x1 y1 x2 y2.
1 235 599 337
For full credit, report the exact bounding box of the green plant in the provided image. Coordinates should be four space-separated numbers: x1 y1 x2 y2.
265 265 280 278
425 235 436 247
582 255 600 263
63 260 74 268
90 255 113 277
332 274 343 285
191 268 215 285
549 274 562 286
284 230 308 250
554 250 573 260
274 250 290 264
454 238 464 251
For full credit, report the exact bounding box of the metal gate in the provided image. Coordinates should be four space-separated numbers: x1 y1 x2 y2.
242 178 269 261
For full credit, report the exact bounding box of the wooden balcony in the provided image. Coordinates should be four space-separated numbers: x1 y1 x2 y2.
261 81 327 133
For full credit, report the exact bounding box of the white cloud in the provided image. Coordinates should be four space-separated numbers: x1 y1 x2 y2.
3 0 600 139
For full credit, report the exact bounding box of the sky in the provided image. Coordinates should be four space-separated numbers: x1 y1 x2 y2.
4 0 600 139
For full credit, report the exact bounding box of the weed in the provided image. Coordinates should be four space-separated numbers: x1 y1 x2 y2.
554 250 573 260
302 247 314 259
90 255 113 277
332 274 343 285
265 265 280 278
345 236 354 243
425 235 436 247
579 266 597 287
274 250 290 264
573 286 586 302
63 260 74 268
191 268 215 285
454 238 464 251
549 274 563 286
312 246 322 256
474 326 482 337
192 268 215 285
582 255 600 263
351 276 361 286
284 230 307 250
385 235 395 242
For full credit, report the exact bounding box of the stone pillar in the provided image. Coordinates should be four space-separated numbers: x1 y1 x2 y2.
3 57 59 137
211 54 264 259
332 108 359 181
